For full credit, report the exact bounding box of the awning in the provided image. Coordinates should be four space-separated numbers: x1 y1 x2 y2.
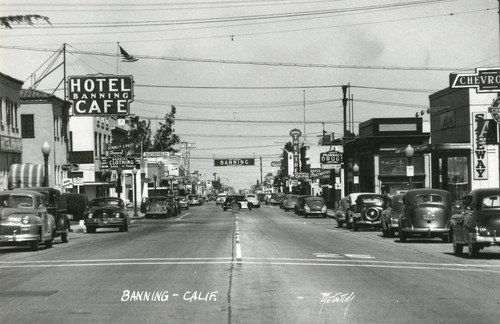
8 163 44 189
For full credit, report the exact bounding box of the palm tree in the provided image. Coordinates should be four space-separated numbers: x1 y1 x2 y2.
1 15 51 29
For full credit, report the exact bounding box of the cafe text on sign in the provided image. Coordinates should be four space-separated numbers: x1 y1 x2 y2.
68 74 134 116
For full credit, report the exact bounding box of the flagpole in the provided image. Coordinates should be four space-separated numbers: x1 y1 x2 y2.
117 42 119 74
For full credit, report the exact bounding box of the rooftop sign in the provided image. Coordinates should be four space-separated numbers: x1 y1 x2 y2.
450 68 500 93
68 74 134 116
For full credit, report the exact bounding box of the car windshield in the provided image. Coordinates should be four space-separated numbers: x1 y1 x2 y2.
482 195 500 209
306 197 325 204
91 198 123 207
359 197 384 204
415 194 442 203
0 194 34 208
149 197 167 203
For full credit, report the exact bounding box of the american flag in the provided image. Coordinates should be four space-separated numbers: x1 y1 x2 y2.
119 46 138 62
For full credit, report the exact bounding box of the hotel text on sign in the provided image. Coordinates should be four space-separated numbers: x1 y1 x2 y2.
68 75 134 116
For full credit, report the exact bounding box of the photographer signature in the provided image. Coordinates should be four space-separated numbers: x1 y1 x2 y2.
319 291 355 318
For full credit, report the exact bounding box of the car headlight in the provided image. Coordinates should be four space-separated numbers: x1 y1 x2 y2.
21 216 30 224
321 205 327 213
305 205 311 212
87 213 93 218
392 218 399 224
114 212 121 218
146 206 150 211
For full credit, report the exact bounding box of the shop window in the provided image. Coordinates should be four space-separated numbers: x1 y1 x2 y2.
446 156 468 201
379 155 424 176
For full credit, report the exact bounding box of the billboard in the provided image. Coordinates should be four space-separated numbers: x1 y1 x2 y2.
214 158 255 166
68 74 134 116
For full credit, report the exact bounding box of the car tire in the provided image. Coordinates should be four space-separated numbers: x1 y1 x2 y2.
468 243 480 258
61 225 70 243
399 228 407 242
30 241 39 251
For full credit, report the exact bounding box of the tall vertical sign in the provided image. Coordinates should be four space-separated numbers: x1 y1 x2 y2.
290 129 302 176
473 112 488 180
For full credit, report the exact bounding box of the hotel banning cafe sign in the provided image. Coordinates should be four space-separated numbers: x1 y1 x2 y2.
68 74 134 116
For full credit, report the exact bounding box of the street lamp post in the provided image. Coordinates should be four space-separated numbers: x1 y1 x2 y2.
41 141 51 187
153 172 157 195
132 167 139 217
405 144 414 190
352 163 359 193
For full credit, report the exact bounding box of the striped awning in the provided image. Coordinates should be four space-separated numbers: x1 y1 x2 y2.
8 163 44 189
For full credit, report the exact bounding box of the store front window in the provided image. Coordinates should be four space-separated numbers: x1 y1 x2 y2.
446 156 468 202
379 155 424 176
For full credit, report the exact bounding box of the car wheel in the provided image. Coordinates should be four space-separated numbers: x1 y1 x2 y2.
61 225 70 243
453 238 464 256
45 232 54 248
399 229 407 242
30 241 39 251
468 243 480 258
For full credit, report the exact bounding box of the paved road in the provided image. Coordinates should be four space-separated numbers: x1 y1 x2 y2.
1 202 499 323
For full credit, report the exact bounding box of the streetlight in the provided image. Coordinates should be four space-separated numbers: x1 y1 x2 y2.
41 141 51 187
405 144 414 190
153 171 157 195
132 167 139 217
352 163 359 193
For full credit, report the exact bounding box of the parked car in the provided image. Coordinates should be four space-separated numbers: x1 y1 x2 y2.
222 195 252 211
351 193 387 231
216 193 227 206
84 197 130 233
380 194 404 237
294 195 313 215
345 192 375 229
245 194 260 208
141 196 172 218
450 188 500 257
19 187 71 243
282 194 299 212
0 190 56 250
303 196 328 218
270 193 285 206
188 194 203 206
176 196 189 210
334 196 349 228
399 189 451 242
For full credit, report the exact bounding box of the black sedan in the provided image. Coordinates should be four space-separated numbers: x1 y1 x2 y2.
450 188 500 257
84 197 130 233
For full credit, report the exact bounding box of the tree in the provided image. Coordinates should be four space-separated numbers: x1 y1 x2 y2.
153 105 180 152
113 116 153 153
1 15 51 29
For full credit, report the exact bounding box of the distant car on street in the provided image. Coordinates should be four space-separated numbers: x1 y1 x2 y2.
282 194 299 212
381 194 404 237
351 193 387 231
216 193 227 206
294 195 313 215
222 195 252 211
84 197 130 233
245 194 260 208
303 196 328 218
141 196 172 218
450 188 500 257
176 196 189 210
188 194 203 206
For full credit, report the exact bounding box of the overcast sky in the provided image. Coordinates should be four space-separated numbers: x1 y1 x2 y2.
1 0 498 190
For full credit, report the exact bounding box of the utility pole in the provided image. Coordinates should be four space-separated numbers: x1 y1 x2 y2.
303 90 306 142
342 85 349 139
260 156 263 187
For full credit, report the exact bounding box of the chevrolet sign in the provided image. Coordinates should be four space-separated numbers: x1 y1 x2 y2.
450 68 500 93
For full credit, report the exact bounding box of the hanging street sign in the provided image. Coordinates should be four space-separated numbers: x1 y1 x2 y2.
450 68 500 93
214 158 255 166
271 161 282 167
68 74 134 116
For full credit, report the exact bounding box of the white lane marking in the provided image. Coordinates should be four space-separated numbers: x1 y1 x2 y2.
314 253 374 259
313 253 342 258
236 243 242 261
344 254 375 259
176 213 190 220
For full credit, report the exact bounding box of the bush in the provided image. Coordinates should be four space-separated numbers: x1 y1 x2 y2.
62 193 88 221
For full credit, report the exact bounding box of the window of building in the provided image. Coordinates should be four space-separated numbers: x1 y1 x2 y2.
21 114 35 138
379 155 424 176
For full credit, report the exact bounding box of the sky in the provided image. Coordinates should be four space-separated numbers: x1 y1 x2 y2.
0 0 498 190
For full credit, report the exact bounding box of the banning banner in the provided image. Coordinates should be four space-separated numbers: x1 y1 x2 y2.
214 159 255 166
68 74 134 116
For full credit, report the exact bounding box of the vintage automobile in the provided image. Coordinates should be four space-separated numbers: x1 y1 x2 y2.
450 188 500 257
18 187 71 243
351 193 387 231
0 190 56 251
216 193 227 206
84 197 130 233
294 195 313 215
188 194 203 206
282 194 299 212
141 196 172 218
245 194 261 208
345 192 376 229
222 195 252 211
399 188 452 242
303 196 328 218
334 196 349 228
380 194 404 237
176 196 189 210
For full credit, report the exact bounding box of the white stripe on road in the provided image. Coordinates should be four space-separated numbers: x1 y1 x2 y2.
176 213 190 220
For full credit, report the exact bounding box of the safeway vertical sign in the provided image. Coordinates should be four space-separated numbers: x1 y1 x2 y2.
68 74 134 116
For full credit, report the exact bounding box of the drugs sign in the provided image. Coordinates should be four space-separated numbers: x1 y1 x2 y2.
68 74 134 116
